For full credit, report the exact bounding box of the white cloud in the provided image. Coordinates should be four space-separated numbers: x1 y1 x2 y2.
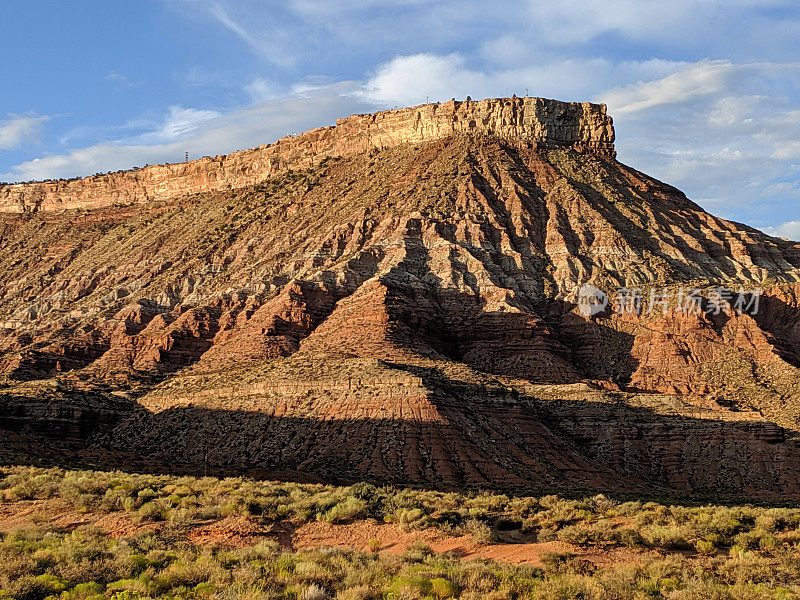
773 141 800 161
524 0 798 46
595 61 800 227
0 114 50 150
707 95 763 128
362 54 480 106
208 4 260 53
244 78 280 102
206 3 297 67
763 221 800 241
602 60 740 115
2 83 370 182
151 106 221 140
360 53 680 107
525 0 685 44
176 0 800 80
198 0 509 59
602 61 800 115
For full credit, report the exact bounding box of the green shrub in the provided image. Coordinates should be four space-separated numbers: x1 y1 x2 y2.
613 527 645 547
644 525 691 550
320 498 367 524
461 519 492 545
387 575 431 597
539 551 576 574
695 539 716 556
62 581 105 599
430 577 459 598
389 508 427 530
136 501 168 522
734 529 778 552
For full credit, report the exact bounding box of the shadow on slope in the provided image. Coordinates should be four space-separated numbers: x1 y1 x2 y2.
3 367 799 502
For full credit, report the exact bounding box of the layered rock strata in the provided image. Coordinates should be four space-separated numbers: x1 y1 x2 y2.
0 97 613 213
2 98 800 499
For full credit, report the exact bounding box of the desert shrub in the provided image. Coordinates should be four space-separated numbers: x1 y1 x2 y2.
430 577 459 598
6 483 39 502
435 511 465 528
696 539 717 556
386 575 432 598
136 501 168 522
533 573 598 599
388 508 428 530
557 521 615 547
714 553 783 586
557 524 594 546
643 525 692 550
335 584 371 599
0 530 793 600
3 465 800 599
402 543 434 563
459 519 492 545
136 488 158 503
3 573 69 600
733 529 780 552
320 498 367 524
539 551 577 575
347 482 386 516
579 494 618 516
5 464 800 553
612 527 645 547
60 581 105 599
536 526 558 542
301 583 330 600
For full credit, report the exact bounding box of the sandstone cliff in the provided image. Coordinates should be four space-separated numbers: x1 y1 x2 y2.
0 97 613 213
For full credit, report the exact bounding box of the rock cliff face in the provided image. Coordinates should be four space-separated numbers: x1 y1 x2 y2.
2 97 800 499
0 97 613 213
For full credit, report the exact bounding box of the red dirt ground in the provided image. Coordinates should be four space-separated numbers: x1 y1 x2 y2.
0 498 648 566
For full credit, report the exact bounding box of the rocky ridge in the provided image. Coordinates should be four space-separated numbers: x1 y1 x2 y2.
0 97 613 213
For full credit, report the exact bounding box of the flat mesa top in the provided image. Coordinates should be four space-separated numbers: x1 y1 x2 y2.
0 96 615 213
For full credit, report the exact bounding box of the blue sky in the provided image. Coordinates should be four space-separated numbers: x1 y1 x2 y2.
2 0 800 237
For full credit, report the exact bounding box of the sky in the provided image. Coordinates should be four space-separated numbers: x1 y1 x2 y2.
2 1 800 237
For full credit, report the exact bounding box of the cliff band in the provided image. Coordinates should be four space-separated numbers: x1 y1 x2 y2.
0 97 614 213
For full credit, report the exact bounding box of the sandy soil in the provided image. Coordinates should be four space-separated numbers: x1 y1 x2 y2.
289 521 644 566
0 498 645 566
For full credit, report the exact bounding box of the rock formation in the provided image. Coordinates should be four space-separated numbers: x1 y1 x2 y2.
0 97 613 213
2 97 800 499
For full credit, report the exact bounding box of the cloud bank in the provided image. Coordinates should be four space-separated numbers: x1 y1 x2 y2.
3 84 369 182
0 114 50 151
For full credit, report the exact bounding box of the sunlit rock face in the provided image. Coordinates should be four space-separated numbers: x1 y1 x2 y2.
0 97 614 213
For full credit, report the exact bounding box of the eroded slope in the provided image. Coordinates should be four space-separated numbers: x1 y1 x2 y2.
3 136 800 497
